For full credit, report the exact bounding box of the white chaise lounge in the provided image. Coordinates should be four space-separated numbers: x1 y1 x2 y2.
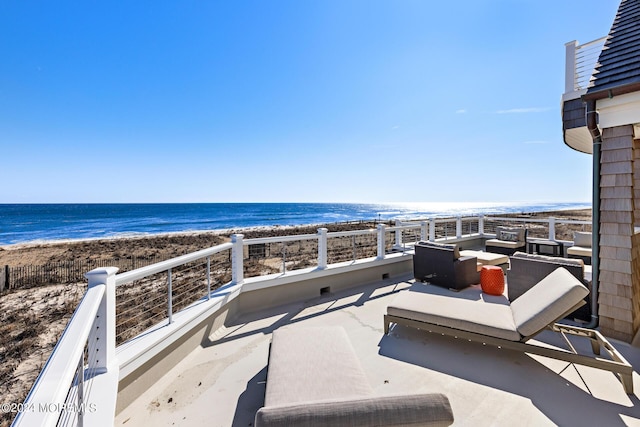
255 326 454 427
384 268 634 394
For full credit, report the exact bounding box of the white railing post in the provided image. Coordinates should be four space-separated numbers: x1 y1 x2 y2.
565 40 578 93
478 215 485 236
317 228 328 269
456 216 462 239
420 221 428 241
549 217 557 241
429 218 436 241
231 234 244 285
377 224 386 259
85 267 119 374
395 220 402 247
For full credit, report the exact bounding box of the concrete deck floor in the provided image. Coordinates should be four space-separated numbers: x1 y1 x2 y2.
115 274 640 427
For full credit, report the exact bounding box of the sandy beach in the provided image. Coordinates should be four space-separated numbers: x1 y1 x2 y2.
0 209 592 268
0 209 592 426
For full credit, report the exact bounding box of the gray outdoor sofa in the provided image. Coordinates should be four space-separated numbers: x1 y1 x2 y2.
385 268 633 394
255 326 454 427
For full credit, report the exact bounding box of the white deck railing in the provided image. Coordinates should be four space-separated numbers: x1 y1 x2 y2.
12 269 119 427
13 214 590 426
564 37 607 99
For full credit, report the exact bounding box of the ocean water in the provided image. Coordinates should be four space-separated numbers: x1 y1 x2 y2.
0 202 591 246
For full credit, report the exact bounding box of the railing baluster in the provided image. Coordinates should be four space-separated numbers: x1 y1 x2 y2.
282 243 286 273
167 268 173 325
206 256 211 300
77 350 85 427
352 235 356 261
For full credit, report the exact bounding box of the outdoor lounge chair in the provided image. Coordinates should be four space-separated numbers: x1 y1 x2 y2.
256 326 454 426
384 267 634 394
485 226 527 255
567 231 592 264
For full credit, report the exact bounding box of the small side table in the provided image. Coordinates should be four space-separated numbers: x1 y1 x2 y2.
480 265 505 296
527 240 564 257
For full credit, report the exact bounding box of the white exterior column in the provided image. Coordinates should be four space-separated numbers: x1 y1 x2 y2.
231 234 244 285
377 224 386 259
85 267 119 373
548 217 556 241
429 218 436 241
565 40 578 93
317 228 328 269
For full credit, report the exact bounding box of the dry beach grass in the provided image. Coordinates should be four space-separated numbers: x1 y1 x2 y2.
0 209 591 426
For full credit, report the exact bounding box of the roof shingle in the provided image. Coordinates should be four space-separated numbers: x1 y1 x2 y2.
587 0 640 94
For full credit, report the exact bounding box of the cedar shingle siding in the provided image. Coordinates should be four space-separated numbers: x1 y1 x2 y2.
598 126 637 342
562 98 586 130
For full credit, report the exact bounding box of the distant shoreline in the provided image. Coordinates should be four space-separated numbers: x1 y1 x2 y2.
0 208 592 268
0 207 592 250
0 201 591 247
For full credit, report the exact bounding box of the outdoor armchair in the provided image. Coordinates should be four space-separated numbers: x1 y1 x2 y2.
413 241 479 290
485 226 527 255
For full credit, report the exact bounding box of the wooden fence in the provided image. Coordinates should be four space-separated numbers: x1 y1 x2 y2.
0 256 166 293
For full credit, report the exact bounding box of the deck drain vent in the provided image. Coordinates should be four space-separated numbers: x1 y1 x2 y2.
320 286 331 295
382 273 390 280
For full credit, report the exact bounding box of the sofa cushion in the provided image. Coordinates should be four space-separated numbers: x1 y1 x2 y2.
498 230 520 242
573 231 592 248
264 326 372 407
511 268 589 337
496 226 525 242
460 250 509 266
485 239 524 249
387 285 520 341
417 241 460 259
255 393 454 427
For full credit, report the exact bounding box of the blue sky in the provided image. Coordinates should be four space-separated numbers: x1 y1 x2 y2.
0 1 620 203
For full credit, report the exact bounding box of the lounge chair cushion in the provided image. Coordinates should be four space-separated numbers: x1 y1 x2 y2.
484 239 524 249
573 231 592 248
264 326 372 407
567 246 592 258
255 393 454 427
511 267 589 337
258 326 455 427
387 285 520 341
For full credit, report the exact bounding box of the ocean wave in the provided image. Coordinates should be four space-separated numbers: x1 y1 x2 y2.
0 202 591 245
